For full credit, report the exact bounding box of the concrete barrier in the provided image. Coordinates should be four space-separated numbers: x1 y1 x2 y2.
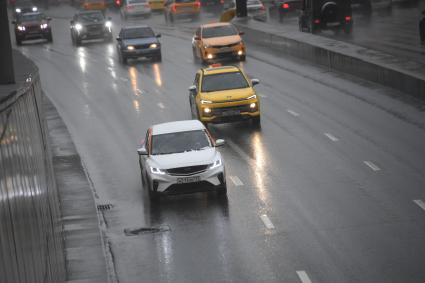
233 18 425 100
0 51 65 283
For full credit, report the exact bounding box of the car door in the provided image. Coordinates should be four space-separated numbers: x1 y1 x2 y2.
190 73 200 117
193 27 202 55
139 129 151 173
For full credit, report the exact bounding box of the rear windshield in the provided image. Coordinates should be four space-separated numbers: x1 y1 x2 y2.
151 130 211 155
202 25 238 38
201 72 249 92
19 13 44 22
122 27 154 39
78 12 104 21
128 0 147 3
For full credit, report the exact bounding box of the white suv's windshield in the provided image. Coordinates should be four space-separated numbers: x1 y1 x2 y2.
202 72 249 92
151 130 211 155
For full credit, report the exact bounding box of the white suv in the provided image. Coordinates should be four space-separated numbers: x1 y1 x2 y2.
137 120 227 200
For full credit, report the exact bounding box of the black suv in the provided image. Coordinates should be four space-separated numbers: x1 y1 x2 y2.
116 25 161 64
12 12 52 45
14 0 38 19
70 10 113 46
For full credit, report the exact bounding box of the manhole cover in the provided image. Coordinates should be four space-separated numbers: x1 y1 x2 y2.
97 204 113 211
124 226 170 236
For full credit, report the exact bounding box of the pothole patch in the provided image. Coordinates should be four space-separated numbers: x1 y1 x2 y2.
124 226 171 236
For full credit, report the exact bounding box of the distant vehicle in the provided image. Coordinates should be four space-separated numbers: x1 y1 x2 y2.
163 0 201 23
200 0 224 10
70 11 113 46
149 0 165 10
12 12 52 45
81 0 108 11
192 22 246 63
299 0 353 34
116 25 162 64
189 64 261 126
224 0 266 21
120 0 152 19
137 120 227 201
269 0 302 22
13 0 38 19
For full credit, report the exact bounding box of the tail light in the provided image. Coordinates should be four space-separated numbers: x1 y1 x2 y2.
220 0 224 4
171 4 176 12
314 19 320 24
115 0 120 5
260 4 265 10
282 3 289 9
345 16 351 22
195 1 201 8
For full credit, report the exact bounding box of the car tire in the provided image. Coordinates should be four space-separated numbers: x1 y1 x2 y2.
252 116 261 127
192 47 199 62
217 184 227 195
148 185 159 202
121 55 127 64
16 36 22 46
76 37 82 46
169 13 174 22
47 32 53 42
154 53 162 62
239 55 246 62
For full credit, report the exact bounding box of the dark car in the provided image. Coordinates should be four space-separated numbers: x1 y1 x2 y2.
116 26 162 64
70 10 113 46
12 12 52 45
13 0 38 19
270 0 302 22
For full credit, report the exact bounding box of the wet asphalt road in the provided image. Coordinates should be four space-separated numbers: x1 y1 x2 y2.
13 4 425 282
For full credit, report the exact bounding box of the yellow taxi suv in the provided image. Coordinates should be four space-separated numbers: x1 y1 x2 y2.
149 0 164 10
82 0 107 11
192 22 246 63
163 0 201 22
189 65 261 127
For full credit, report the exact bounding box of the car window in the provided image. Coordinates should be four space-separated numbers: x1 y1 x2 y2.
202 25 238 38
77 12 104 21
201 72 249 92
122 27 155 39
19 13 44 22
175 0 195 3
151 130 211 155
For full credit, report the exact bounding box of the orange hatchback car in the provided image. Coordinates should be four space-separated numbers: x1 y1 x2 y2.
163 0 201 22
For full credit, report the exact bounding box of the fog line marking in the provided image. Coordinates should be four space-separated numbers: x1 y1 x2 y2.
157 102 165 109
136 89 143 95
296 271 312 283
287 109 300 117
364 161 380 171
260 214 275 230
259 94 267 98
413 200 425 211
324 133 339 142
229 176 243 186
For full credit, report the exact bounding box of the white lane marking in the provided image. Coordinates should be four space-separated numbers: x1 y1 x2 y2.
260 214 275 229
287 109 300 117
229 176 243 186
157 102 165 109
296 271 312 283
324 133 339 142
136 89 143 95
259 94 267 98
364 161 380 171
413 200 425 211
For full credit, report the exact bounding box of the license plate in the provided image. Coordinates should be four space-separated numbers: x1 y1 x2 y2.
180 6 193 11
222 110 240 116
177 176 201 184
219 47 232 52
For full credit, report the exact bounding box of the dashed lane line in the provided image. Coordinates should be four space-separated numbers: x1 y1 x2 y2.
364 161 380 171
157 102 165 109
287 109 300 117
229 176 243 186
324 133 339 142
260 214 275 230
413 200 425 211
296 271 312 283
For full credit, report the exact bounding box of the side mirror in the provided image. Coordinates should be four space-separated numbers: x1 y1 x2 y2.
47 17 52 21
137 147 148 155
11 20 16 24
215 139 225 147
156 33 161 38
251 78 259 86
239 31 245 36
116 37 122 41
188 85 197 92
194 36 200 40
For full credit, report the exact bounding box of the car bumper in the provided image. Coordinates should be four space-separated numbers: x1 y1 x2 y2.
17 29 50 39
148 165 225 194
202 45 245 61
78 30 112 39
125 9 152 16
122 47 161 58
199 100 260 123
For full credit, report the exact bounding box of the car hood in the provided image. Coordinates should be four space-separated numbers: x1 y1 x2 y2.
20 20 43 26
149 148 218 169
200 88 255 102
202 35 241 46
123 37 157 46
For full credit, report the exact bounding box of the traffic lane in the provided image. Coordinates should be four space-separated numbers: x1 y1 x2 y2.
19 9 425 283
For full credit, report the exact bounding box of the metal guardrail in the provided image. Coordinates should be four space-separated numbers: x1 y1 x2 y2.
0 56 65 283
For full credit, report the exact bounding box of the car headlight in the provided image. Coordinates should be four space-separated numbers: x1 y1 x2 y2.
75 23 82 31
203 44 210 48
209 158 222 170
150 167 166 175
203 107 211 113
105 21 112 28
16 8 21 13
18 25 25 31
127 45 135 50
32 6 38 11
200 99 212 104
40 23 48 29
149 43 158 49
247 94 256 100
250 102 257 109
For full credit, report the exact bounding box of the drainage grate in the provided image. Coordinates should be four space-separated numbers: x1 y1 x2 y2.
124 226 170 236
97 204 113 211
